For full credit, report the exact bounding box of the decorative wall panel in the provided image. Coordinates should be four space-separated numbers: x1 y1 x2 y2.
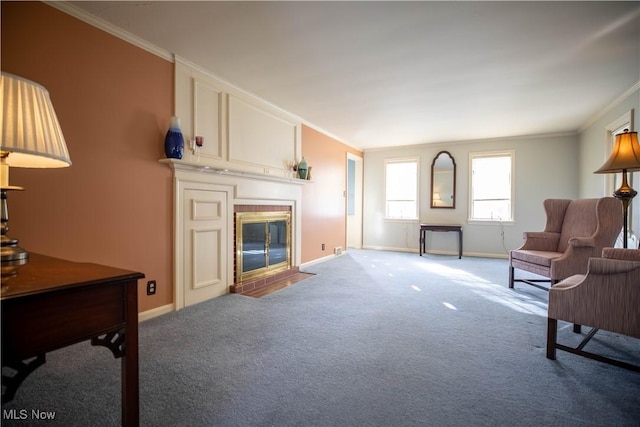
175 58 301 178
193 79 223 160
191 198 221 221
191 228 222 289
228 95 298 171
183 188 229 307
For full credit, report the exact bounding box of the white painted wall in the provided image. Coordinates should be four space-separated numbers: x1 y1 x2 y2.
363 133 579 258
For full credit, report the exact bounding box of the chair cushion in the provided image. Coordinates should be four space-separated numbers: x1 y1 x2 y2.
510 250 562 267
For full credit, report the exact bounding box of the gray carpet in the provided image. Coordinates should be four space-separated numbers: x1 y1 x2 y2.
2 249 639 426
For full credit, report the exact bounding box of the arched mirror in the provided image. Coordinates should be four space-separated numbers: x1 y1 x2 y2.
431 151 456 209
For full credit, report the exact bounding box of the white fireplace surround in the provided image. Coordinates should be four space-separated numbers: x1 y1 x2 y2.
161 59 310 309
164 159 304 309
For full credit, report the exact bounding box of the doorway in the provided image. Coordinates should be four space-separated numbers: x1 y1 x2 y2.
346 153 363 249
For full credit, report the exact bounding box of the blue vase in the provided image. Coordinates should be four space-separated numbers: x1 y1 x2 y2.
164 116 184 159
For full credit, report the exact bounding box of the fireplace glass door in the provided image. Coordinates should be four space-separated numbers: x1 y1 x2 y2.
236 211 291 282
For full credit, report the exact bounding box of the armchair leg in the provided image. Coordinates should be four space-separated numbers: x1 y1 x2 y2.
547 318 557 360
509 266 514 289
573 324 582 333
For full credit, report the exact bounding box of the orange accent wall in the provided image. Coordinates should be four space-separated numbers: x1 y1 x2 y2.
1 2 173 312
301 125 362 263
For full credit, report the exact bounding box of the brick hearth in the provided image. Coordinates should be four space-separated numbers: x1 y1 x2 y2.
230 266 300 294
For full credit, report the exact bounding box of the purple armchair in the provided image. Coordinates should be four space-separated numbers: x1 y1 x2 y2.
509 198 622 290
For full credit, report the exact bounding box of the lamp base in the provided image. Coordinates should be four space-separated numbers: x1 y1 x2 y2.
1 234 28 278
612 171 637 249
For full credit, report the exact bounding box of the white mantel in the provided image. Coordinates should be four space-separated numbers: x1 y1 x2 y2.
160 158 308 185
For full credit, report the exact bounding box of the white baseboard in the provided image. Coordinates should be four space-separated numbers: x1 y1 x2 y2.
362 245 418 253
300 253 341 269
361 245 508 259
463 251 508 259
138 303 175 322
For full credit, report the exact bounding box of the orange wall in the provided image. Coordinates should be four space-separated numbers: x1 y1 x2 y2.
301 126 362 263
1 2 174 312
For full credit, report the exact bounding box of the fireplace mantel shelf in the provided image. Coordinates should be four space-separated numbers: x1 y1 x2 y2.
160 158 311 185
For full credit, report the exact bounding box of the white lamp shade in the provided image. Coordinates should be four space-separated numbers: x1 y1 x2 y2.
1 72 71 168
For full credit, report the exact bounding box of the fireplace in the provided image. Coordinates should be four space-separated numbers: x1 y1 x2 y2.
232 205 298 294
235 210 291 281
164 159 304 307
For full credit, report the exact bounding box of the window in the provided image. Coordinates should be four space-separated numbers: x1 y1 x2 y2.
385 158 418 219
469 151 514 221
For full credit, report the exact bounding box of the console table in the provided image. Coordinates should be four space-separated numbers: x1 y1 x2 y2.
1 253 144 426
419 224 463 259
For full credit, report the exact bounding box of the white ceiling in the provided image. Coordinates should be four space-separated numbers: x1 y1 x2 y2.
67 1 640 150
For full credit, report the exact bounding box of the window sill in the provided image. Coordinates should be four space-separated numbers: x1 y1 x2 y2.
467 219 515 225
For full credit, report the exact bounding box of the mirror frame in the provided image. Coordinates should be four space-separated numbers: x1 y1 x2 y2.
431 150 456 209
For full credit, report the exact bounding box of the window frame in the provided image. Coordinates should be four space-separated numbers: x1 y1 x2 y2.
384 157 420 221
468 150 515 223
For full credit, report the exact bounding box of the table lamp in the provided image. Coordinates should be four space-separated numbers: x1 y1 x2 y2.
1 72 72 268
594 129 640 248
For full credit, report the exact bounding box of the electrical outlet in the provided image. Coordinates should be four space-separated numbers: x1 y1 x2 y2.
322 243 325 251
147 280 156 295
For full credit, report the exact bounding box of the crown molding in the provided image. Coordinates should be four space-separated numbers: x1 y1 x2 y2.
579 81 640 132
363 131 578 152
45 1 173 62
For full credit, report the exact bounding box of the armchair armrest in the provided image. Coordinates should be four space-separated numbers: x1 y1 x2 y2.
549 243 597 279
602 247 640 261
587 256 640 275
568 236 596 247
519 231 560 252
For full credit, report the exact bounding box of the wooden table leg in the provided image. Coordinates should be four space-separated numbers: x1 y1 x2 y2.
122 280 139 426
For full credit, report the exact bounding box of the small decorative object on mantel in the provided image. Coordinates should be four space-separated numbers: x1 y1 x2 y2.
307 166 312 181
164 116 184 159
285 160 297 178
298 157 308 180
189 135 204 154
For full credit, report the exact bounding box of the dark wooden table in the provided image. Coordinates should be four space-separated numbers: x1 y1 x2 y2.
1 253 144 426
419 224 463 259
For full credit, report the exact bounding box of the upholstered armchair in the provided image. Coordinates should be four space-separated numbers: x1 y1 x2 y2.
509 198 622 290
547 248 640 371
